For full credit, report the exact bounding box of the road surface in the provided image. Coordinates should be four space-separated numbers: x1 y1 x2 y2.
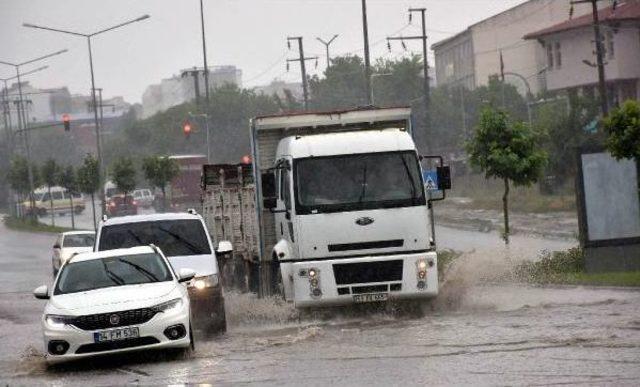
1 216 638 385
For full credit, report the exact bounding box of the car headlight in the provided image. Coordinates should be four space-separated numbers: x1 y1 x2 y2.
190 274 219 290
45 314 74 328
153 298 184 313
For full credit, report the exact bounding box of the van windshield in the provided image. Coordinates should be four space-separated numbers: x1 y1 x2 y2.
294 151 425 214
98 219 211 256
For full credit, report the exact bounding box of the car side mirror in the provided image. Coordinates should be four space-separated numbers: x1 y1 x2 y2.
53 244 60 249
261 172 277 209
177 268 196 283
436 166 452 190
216 240 233 255
33 285 49 300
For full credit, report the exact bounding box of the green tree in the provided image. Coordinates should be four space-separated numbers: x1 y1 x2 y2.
58 165 78 230
466 107 547 244
41 159 61 226
77 154 101 230
7 156 40 218
110 157 137 198
142 156 179 211
604 99 640 161
309 55 367 110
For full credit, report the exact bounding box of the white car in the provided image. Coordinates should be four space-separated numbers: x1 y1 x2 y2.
33 245 196 363
52 231 95 276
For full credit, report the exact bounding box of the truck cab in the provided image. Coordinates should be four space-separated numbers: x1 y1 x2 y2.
255 108 447 308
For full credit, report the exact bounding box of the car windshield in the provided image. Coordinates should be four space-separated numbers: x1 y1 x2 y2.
295 151 425 214
63 234 95 248
54 253 172 295
105 187 118 198
98 219 211 256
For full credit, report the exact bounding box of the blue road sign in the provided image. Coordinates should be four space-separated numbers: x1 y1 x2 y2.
423 170 439 191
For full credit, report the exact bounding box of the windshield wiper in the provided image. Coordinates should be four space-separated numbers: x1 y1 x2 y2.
157 226 202 255
117 258 159 282
101 260 125 286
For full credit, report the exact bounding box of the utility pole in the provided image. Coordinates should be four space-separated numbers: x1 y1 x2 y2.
287 37 318 110
316 34 339 70
387 8 431 148
199 0 210 106
361 0 372 105
571 0 608 116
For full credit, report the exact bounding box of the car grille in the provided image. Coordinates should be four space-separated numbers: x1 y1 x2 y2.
71 308 158 330
75 337 159 354
333 260 403 285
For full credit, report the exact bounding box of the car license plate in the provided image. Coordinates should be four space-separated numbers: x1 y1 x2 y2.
353 293 389 303
93 327 139 343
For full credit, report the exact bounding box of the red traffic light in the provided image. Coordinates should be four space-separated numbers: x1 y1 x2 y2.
183 122 192 137
241 155 252 164
62 113 71 131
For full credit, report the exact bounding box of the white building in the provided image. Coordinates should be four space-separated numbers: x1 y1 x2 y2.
431 0 606 95
141 65 242 118
524 0 640 103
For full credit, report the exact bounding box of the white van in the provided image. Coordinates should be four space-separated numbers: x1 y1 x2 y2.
94 212 231 334
23 186 85 216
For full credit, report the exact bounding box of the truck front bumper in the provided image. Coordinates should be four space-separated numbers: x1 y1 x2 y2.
289 251 438 308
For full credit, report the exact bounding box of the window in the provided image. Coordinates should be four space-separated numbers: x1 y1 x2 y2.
283 171 291 211
41 193 50 202
63 233 95 248
554 42 562 68
547 43 554 69
52 191 64 200
98 219 211 256
606 31 615 59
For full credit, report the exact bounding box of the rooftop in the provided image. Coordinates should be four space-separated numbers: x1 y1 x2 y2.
524 1 640 39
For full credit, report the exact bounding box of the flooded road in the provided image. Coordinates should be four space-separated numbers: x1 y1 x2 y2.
1 216 638 385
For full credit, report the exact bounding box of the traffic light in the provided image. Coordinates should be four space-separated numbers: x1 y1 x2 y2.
241 155 252 164
183 121 192 138
62 114 71 131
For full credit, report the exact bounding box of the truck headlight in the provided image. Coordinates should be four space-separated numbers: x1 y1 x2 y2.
45 314 74 328
191 274 219 290
153 298 183 313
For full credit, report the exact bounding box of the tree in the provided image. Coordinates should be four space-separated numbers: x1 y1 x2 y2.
308 55 367 110
58 165 78 230
110 157 137 198
41 159 61 226
142 156 179 211
466 107 547 244
7 156 40 218
77 154 101 230
604 99 640 161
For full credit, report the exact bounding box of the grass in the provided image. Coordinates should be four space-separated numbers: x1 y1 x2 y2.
515 247 640 287
449 174 576 213
3 216 72 234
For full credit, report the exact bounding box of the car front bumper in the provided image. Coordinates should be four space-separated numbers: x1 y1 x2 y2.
42 305 190 363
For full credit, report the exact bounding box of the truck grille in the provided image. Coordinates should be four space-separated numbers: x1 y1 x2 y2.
333 260 403 285
328 239 403 252
71 308 158 330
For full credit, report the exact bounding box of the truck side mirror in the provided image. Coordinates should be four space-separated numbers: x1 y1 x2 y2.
261 172 277 209
437 166 452 190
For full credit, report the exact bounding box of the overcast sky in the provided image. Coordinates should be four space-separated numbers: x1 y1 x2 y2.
1 0 527 103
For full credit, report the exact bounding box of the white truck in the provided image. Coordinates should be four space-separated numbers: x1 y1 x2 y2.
202 107 450 308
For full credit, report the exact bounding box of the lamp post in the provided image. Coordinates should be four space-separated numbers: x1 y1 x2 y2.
24 15 151 215
316 34 339 70
1 51 68 218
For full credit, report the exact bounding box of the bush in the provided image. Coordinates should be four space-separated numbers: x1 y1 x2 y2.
515 247 584 283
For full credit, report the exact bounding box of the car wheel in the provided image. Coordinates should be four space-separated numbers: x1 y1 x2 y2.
74 206 83 214
206 298 227 335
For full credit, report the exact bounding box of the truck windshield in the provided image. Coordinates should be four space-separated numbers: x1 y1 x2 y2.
294 151 425 214
98 219 211 256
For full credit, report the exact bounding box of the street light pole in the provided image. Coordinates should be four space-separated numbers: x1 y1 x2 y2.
1 51 67 218
24 15 151 216
316 34 339 70
199 0 210 105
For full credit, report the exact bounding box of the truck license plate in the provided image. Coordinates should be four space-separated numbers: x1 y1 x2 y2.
353 293 388 303
93 327 139 343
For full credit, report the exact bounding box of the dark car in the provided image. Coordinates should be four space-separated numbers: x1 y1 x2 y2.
106 195 138 217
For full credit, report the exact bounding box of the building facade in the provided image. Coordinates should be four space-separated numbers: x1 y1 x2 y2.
524 1 640 103
432 0 605 95
141 65 242 118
